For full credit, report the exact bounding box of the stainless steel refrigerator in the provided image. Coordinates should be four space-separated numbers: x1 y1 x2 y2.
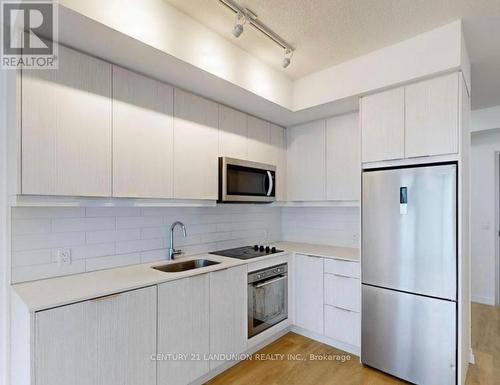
361 163 457 385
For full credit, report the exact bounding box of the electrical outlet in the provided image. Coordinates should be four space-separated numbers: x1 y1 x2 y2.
352 233 360 245
56 248 72 265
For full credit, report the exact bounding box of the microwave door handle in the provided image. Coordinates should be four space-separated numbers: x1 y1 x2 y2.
266 171 273 196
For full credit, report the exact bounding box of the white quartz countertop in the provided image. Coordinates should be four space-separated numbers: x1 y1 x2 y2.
272 241 359 262
12 242 359 312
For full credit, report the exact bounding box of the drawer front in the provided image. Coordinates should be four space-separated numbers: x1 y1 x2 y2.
324 274 360 312
324 305 360 347
324 259 360 278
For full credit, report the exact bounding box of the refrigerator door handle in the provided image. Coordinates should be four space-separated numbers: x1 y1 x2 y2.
400 186 408 215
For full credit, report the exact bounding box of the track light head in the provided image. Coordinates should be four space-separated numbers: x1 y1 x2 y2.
233 23 243 37
233 12 246 38
282 57 291 68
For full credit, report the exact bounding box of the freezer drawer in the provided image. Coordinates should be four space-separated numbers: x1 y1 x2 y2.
362 285 456 385
362 164 457 300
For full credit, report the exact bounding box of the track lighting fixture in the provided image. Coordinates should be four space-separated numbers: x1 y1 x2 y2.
282 48 293 68
220 0 295 68
232 13 246 38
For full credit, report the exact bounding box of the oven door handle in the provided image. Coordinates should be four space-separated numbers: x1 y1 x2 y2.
266 171 273 196
254 275 286 288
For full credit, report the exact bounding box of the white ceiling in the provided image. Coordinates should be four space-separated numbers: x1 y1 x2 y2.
164 0 500 109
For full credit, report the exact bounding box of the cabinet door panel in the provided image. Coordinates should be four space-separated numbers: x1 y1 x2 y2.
405 73 459 158
158 274 210 385
210 265 247 370
294 254 324 333
174 89 219 199
324 305 360 346
95 287 157 385
270 124 286 201
36 301 98 385
324 274 360 312
361 88 404 162
113 66 174 198
219 106 247 159
247 115 271 164
326 113 360 200
22 44 112 196
287 121 326 201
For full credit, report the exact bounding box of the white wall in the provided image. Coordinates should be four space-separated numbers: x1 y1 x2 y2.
281 207 360 248
58 0 293 109
0 68 9 385
470 128 500 305
11 205 281 283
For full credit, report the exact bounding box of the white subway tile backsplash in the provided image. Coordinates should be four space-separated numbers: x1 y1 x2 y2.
116 238 164 254
12 218 52 235
86 229 141 244
12 232 86 252
10 205 360 283
85 207 141 217
12 260 86 283
116 216 164 229
52 217 116 233
85 253 141 272
11 249 52 267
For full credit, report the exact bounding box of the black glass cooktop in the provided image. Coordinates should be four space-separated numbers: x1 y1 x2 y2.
209 245 283 260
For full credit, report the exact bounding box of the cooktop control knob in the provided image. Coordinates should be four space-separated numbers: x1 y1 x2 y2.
271 246 277 253
265 246 270 253
259 245 264 252
254 245 259 251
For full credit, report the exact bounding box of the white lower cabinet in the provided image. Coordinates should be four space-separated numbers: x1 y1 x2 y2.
157 274 210 385
209 265 247 370
35 286 157 385
294 254 324 334
324 305 360 346
324 274 360 312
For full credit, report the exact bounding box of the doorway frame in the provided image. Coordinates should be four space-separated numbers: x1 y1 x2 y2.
495 152 500 306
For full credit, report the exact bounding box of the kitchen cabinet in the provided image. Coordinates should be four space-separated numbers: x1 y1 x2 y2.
324 305 360 346
35 286 156 385
247 115 271 164
405 73 459 158
294 254 324 334
21 44 112 196
157 274 210 385
219 105 247 159
324 273 360 312
286 121 326 201
173 89 219 200
326 113 361 200
209 265 247 370
270 124 287 201
360 87 405 163
112 66 174 198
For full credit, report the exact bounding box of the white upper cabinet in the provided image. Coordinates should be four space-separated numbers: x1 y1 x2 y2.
361 87 405 163
112 66 174 198
247 115 271 164
326 113 360 201
219 105 247 159
286 120 326 201
270 124 287 201
405 73 459 158
173 89 219 200
21 44 112 196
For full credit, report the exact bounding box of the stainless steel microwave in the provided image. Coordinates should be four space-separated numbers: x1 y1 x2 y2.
218 157 276 203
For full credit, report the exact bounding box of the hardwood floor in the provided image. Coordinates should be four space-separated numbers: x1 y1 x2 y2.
207 303 500 385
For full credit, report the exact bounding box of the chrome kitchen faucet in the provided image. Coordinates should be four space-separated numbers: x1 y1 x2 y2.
168 221 187 260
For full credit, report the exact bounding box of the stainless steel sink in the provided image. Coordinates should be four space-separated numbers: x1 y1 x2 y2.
152 259 220 273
